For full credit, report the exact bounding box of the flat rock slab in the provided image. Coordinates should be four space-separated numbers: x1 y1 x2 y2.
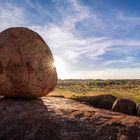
0 97 140 140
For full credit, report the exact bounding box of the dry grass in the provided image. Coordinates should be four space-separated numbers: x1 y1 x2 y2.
48 80 140 103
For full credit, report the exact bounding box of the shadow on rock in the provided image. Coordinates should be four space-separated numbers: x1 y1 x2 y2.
0 97 60 140
0 97 140 140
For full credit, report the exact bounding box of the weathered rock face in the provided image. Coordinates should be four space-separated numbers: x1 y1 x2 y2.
112 99 137 116
0 97 139 140
0 27 57 97
72 94 117 110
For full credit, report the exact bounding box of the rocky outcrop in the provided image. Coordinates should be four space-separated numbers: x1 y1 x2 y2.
112 99 137 116
0 27 57 98
0 97 139 140
71 94 117 110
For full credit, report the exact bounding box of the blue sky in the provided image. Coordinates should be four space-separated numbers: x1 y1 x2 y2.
0 0 140 79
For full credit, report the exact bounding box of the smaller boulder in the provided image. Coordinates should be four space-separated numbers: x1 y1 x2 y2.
137 104 140 117
72 94 117 110
112 99 137 116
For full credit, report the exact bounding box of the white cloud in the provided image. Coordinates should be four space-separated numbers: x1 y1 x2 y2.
63 0 91 30
29 0 140 64
0 3 26 31
1 0 140 79
30 24 110 63
102 56 135 66
31 23 140 60
118 13 140 24
30 0 140 79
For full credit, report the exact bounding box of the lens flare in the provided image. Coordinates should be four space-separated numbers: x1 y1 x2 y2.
52 62 56 67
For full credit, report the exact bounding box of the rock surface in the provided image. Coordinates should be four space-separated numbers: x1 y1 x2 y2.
72 94 117 110
112 99 137 116
0 27 57 97
0 97 139 140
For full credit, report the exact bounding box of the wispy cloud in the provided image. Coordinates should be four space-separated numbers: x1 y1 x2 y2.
29 0 140 73
31 24 140 62
118 13 140 23
0 2 26 31
0 0 140 78
102 56 135 66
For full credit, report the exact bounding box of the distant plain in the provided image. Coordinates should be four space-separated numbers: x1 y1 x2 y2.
49 79 140 103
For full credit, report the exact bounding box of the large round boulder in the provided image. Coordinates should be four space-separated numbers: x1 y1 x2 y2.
0 27 57 97
112 99 137 115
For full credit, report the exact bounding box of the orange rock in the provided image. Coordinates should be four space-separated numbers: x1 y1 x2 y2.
0 97 139 139
0 27 57 97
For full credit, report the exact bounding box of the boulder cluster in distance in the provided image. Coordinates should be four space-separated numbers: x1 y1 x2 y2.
72 94 140 117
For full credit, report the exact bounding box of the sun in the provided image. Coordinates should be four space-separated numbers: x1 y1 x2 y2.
53 57 68 78
52 62 56 67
